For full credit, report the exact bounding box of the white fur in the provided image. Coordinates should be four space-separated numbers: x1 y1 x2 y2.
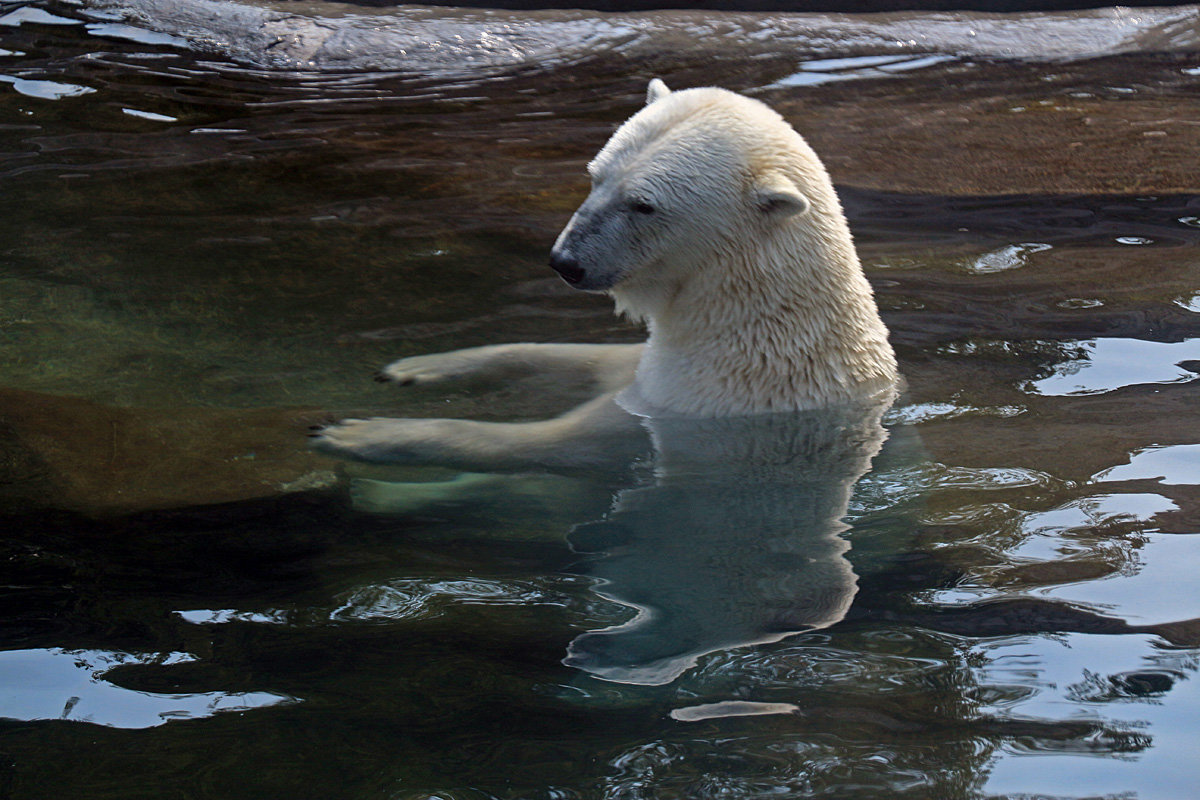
550 82 896 416
313 81 898 467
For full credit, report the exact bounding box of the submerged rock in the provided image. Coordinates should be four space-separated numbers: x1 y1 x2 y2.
0 388 334 516
83 0 1200 72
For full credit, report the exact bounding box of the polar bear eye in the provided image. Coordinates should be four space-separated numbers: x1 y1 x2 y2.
630 201 656 216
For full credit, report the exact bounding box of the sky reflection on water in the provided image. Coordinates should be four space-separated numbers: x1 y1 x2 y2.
0 648 294 728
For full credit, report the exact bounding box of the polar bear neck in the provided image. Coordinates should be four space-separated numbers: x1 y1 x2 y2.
627 223 898 417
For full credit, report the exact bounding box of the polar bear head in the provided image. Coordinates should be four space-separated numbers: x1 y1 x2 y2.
550 79 857 321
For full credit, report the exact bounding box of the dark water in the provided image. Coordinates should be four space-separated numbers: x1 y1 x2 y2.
2 1 1200 797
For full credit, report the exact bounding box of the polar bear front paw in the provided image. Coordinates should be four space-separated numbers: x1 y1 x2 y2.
376 346 508 386
375 354 454 386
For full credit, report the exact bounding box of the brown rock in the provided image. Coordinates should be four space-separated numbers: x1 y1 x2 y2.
0 388 334 516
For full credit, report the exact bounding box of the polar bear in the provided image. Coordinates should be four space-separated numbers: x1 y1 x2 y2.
312 80 902 684
311 79 897 469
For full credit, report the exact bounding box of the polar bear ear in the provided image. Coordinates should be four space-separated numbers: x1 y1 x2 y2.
753 172 811 219
646 78 671 106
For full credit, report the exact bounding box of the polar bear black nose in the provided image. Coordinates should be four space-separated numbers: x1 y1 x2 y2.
550 252 585 285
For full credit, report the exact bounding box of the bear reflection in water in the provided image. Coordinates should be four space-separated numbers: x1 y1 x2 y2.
561 400 888 685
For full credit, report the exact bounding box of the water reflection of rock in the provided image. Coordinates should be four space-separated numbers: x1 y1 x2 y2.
563 404 889 684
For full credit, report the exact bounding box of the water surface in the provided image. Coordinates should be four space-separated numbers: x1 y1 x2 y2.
1 1 1199 797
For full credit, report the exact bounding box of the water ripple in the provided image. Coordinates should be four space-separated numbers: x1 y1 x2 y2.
330 575 609 624
677 636 950 698
963 242 1052 275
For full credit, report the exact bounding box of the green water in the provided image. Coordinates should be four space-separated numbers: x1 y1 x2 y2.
2 2 1200 797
